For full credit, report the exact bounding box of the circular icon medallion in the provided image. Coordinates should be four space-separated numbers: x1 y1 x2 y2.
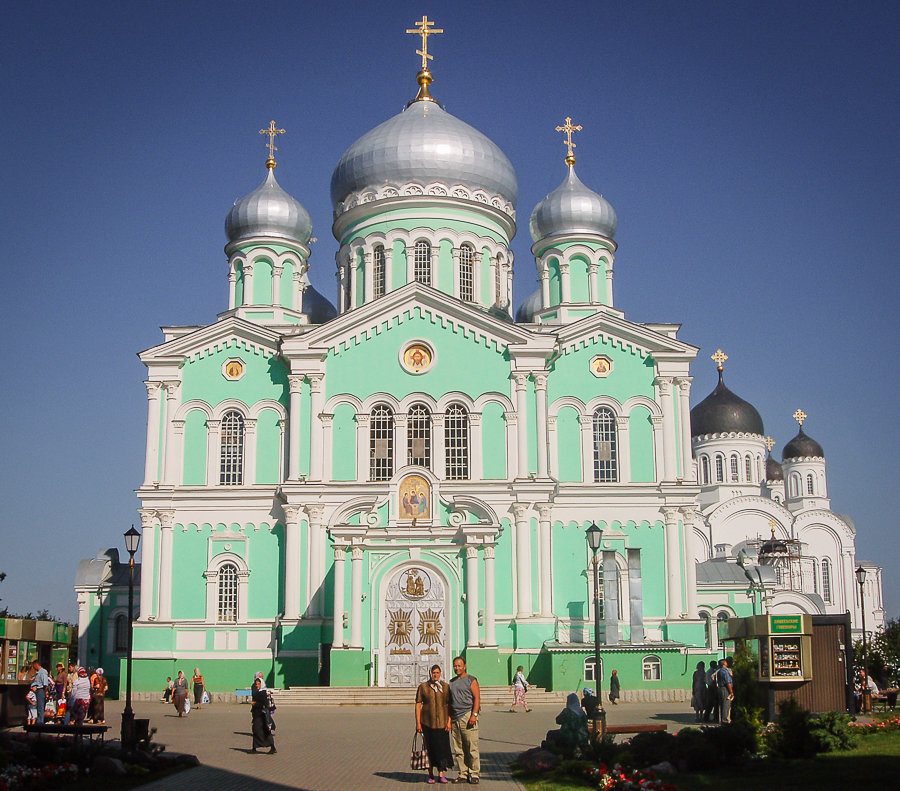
400 342 434 375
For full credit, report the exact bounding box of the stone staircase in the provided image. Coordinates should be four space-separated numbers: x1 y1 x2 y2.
271 685 568 706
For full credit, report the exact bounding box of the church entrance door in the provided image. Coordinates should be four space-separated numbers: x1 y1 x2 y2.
383 565 448 687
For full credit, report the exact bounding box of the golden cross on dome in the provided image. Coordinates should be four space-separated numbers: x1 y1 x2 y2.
259 120 286 169
768 519 778 538
711 349 728 371
764 436 776 452
556 117 583 166
793 409 807 427
406 15 443 71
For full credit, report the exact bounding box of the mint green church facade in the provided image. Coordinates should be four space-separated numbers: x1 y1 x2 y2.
74 45 885 698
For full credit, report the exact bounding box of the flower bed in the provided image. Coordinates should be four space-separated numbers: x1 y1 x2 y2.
582 762 678 791
0 762 78 790
851 714 900 735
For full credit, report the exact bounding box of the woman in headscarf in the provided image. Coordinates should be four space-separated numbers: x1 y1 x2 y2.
173 670 189 717
70 667 92 725
250 676 276 753
254 671 275 731
691 661 707 722
415 664 453 783
192 667 205 708
90 668 108 724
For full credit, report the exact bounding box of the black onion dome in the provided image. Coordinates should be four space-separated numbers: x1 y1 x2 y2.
759 537 788 557
782 427 824 460
765 454 784 481
690 370 764 437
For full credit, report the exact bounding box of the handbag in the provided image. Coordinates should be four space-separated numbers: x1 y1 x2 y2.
410 731 430 770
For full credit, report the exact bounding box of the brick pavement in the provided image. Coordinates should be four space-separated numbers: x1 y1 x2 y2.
98 697 697 790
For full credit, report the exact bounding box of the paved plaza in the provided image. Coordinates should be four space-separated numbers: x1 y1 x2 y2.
94 697 701 790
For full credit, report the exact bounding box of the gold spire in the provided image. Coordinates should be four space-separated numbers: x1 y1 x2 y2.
764 436 776 453
711 348 728 371
793 409 807 427
406 15 443 71
555 116 583 166
259 120 286 169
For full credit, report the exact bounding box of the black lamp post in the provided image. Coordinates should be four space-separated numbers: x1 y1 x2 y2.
585 522 606 736
856 565 870 713
121 525 141 748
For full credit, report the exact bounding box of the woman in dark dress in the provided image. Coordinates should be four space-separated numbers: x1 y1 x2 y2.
251 677 276 754
415 664 453 783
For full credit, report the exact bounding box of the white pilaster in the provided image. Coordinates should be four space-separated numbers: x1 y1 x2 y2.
271 264 283 306
321 414 333 482
307 504 326 617
615 416 631 483
680 506 699 618
452 247 461 299
466 545 479 647
348 255 358 309
383 247 394 293
242 262 254 305
228 264 237 310
160 381 180 485
293 270 305 313
662 508 683 618
513 373 529 478
473 251 483 303
350 546 363 648
138 509 156 620
469 413 483 480
560 261 571 303
536 504 553 616
512 503 532 618
504 412 517 480
363 251 373 303
656 377 677 481
308 375 325 480
332 546 346 645
432 414 446 479
605 265 614 306
243 418 257 485
157 511 175 621
675 377 694 481
580 414 594 482
540 266 550 309
588 263 599 303
283 505 303 620
483 545 497 646
205 419 221 486
143 381 163 486
356 414 370 482
650 415 664 482
288 375 303 480
534 374 549 479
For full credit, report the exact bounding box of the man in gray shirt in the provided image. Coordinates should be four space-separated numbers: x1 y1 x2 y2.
30 661 51 725
449 656 481 784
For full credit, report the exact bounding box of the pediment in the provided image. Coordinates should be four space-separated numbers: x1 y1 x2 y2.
554 310 698 360
139 316 282 365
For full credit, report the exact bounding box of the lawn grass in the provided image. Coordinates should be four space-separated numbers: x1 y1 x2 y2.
518 731 900 791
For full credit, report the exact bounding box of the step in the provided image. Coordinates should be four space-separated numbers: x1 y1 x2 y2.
270 685 568 706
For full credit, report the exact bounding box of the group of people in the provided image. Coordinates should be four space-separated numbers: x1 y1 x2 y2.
414 656 482 784
691 657 734 723
24 660 107 726
165 668 207 716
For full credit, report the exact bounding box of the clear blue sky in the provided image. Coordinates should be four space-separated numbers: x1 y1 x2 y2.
1 1 897 623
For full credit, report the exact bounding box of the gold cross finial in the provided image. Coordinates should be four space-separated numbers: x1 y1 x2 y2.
711 349 728 371
764 436 776 452
793 409 807 427
259 120 286 169
768 519 778 538
555 117 583 166
406 15 443 71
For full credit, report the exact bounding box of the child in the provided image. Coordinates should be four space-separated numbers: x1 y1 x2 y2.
26 689 38 725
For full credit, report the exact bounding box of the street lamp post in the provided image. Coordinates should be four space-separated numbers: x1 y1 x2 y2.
121 525 141 749
856 565 870 714
585 522 606 738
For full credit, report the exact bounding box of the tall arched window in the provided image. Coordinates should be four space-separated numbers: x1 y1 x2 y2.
217 562 238 622
459 244 475 302
806 473 815 494
114 613 128 652
592 407 618 482
445 403 469 480
745 455 753 482
821 558 832 603
730 454 740 482
715 455 724 482
220 411 245 485
700 456 710 485
414 241 431 285
789 473 801 497
370 404 394 481
407 403 431 468
373 245 386 299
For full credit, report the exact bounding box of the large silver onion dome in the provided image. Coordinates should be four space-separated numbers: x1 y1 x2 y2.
226 167 313 246
330 100 518 209
529 166 617 242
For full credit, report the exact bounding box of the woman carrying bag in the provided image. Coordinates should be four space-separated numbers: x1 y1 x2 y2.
414 664 453 783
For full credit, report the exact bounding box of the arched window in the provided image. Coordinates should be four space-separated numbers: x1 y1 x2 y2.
642 654 662 681
592 407 618 482
370 404 394 481
745 455 753 483
773 494 782 504
806 473 815 494
114 613 128 652
217 562 238 622
407 403 431 468
459 244 475 302
821 558 832 603
701 611 712 648
220 411 245 485
700 456 710 485
584 656 603 683
789 473 800 497
775 564 783 586
445 403 469 480
373 245 386 299
730 454 740 482
715 455 724 482
414 241 431 285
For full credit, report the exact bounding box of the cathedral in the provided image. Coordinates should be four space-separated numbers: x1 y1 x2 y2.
75 19 884 696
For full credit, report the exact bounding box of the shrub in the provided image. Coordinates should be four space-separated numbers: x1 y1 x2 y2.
627 730 676 767
808 710 858 752
672 727 719 771
766 698 816 758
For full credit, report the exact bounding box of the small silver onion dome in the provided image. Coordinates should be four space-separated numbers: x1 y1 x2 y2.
300 271 337 324
330 100 518 209
516 288 542 323
529 166 617 242
226 168 313 246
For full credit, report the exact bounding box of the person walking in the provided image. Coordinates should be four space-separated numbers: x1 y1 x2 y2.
691 661 707 722
192 668 205 708
254 671 276 731
90 668 108 724
509 665 531 713
608 669 620 705
70 667 92 725
30 661 51 725
250 676 276 754
173 670 189 717
415 664 453 784
703 660 720 722
716 657 734 724
449 656 480 784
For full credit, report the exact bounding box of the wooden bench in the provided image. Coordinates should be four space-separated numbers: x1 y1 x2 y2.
24 723 110 745
588 719 667 740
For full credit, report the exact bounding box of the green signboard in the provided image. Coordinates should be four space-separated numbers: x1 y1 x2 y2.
770 615 802 634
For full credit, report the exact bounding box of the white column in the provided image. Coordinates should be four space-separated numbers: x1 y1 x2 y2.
506 266 513 313
244 418 257 485
206 419 221 486
547 415 557 479
332 546 346 645
308 375 325 480
483 545 497 646
513 373 529 478
160 382 180 484
394 414 408 472
662 508 683 618
242 262 254 305
383 247 394 293
321 414 333 482
348 255 358 309
616 416 631 483
605 265 614 306
504 412 517 479
430 245 439 288
466 545 479 646
271 264 283 306
278 419 286 482
580 414 594 483
350 546 363 648
534 374 549 479
656 377 677 481
489 256 498 304
293 270 305 313
675 377 694 481
650 415 664 482
473 252 483 303
157 511 175 621
406 246 415 283
143 381 163 485
452 247 461 298
680 507 699 618
363 251 373 303
170 420 184 485
138 510 156 620
559 262 571 303
536 504 553 616
469 413 483 480
512 503 532 618
588 263 599 303
288 376 303 480
228 263 237 310
283 505 303 620
432 414 445 479
307 505 326 617
540 266 550 309
356 414 370 482
337 264 347 314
